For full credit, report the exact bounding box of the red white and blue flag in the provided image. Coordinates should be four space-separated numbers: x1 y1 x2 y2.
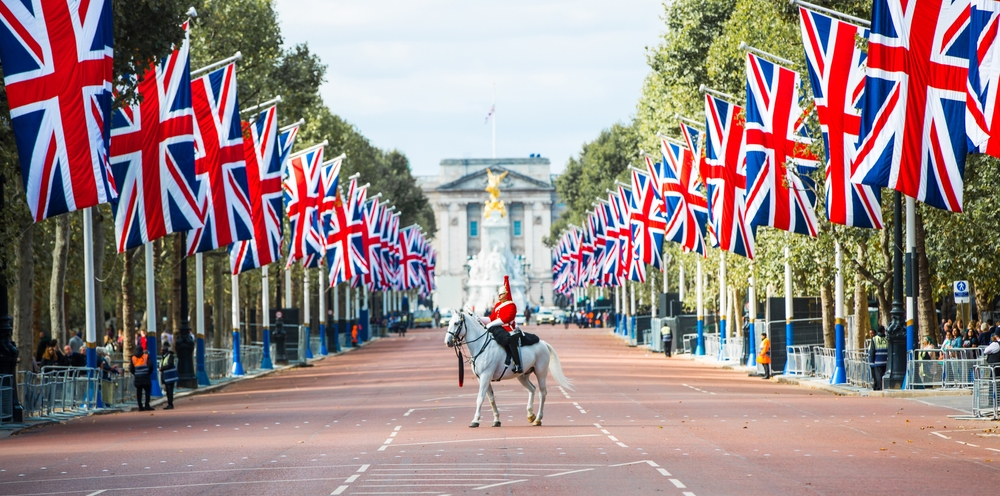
660 135 709 255
614 186 634 281
599 200 620 286
277 122 299 168
284 143 325 266
968 0 1000 155
361 197 384 290
230 105 282 274
110 30 201 252
345 178 371 284
744 52 820 237
186 63 253 254
852 0 971 212
399 226 422 291
798 7 883 229
0 0 117 222
588 206 607 286
379 209 398 290
630 169 666 272
702 94 753 258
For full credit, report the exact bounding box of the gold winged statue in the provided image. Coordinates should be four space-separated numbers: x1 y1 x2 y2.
484 168 509 218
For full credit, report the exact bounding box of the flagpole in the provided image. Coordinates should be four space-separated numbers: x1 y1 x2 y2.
784 245 794 375
679 263 686 305
260 265 274 369
719 250 727 360
345 284 353 347
284 266 292 314
318 267 328 355
332 281 341 353
362 286 370 343
195 253 210 384
83 208 99 407
696 259 704 356
833 242 846 384
231 274 245 375
303 268 313 359
747 273 757 367
629 281 637 345
905 196 916 353
145 243 162 396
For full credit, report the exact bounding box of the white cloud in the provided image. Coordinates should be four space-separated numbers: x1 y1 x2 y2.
273 0 665 175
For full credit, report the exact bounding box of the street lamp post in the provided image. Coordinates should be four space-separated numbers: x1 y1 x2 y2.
885 191 907 389
0 176 24 422
176 236 197 389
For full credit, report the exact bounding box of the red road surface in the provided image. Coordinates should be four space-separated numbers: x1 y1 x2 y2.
2 324 998 495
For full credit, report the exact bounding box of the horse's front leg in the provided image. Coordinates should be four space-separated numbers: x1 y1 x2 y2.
517 375 537 423
470 374 491 428
486 385 501 427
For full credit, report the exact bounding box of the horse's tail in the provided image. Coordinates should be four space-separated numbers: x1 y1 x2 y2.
544 341 574 391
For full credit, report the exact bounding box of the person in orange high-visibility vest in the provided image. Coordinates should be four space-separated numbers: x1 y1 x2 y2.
758 332 771 379
351 325 359 346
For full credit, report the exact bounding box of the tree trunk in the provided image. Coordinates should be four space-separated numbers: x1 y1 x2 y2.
878 227 893 328
122 248 137 364
15 222 35 374
92 208 106 343
820 281 835 348
731 287 743 337
49 213 70 345
854 243 871 350
213 254 224 348
914 207 938 344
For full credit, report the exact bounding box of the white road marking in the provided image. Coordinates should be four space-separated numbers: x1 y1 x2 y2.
358 465 370 473
616 442 629 448
931 432 951 439
331 486 349 495
86 491 106 496
384 438 394 444
670 479 687 488
390 432 397 437
684 492 697 496
601 430 611 435
657 468 672 476
609 460 659 468
345 474 360 483
388 434 601 447
404 409 415 416
472 479 528 490
377 445 389 451
394 426 402 431
987 448 1000 453
608 436 619 442
544 468 595 477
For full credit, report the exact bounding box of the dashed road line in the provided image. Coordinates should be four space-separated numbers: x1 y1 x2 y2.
378 427 401 451
593 423 628 448
571 401 587 414
403 408 415 416
670 478 687 488
557 386 571 399
331 464 370 495
931 432 951 439
681 383 714 395
473 479 528 490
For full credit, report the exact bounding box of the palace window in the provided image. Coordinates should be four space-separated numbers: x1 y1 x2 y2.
469 220 478 237
513 220 522 237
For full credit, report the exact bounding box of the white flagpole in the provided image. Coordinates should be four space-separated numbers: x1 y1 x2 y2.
906 196 916 352
260 265 273 369
719 250 727 356
231 274 244 375
784 245 793 374
833 242 846 383
696 259 704 355
747 273 757 367
284 266 292 311
195 253 210 384
83 208 97 368
145 243 162 396
318 268 327 355
303 269 312 359
332 282 340 352
679 263 686 303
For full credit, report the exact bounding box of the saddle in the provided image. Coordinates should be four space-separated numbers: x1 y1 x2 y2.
487 327 540 366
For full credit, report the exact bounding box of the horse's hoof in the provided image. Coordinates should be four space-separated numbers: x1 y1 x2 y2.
532 419 542 426
527 414 536 423
492 421 502 427
469 422 480 428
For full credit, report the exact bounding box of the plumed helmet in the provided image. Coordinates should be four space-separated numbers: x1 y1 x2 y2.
497 275 512 302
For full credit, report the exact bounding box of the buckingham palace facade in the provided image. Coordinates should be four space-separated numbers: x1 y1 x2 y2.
418 157 562 311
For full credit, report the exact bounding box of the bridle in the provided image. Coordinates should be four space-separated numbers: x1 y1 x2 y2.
448 312 492 366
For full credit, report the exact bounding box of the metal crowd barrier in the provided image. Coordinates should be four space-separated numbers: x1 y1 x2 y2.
682 335 696 354
721 337 743 362
973 365 1000 419
785 345 814 375
241 344 264 372
844 349 873 389
309 336 322 357
205 348 233 380
812 347 836 380
703 333 720 358
16 366 136 420
904 348 983 390
1 374 13 424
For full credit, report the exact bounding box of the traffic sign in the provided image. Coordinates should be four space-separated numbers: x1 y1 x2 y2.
276 311 283 319
954 281 970 304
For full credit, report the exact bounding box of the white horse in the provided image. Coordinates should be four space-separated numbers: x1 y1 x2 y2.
445 310 572 427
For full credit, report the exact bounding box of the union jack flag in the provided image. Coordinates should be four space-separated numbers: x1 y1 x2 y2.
599 200 620 286
278 122 299 168
614 187 634 281
283 143 324 267
660 135 709 255
630 169 666 272
744 53 820 237
345 178 371 285
853 0 971 212
798 7 883 230
186 63 253 255
702 94 753 258
361 197 384 290
110 30 201 252
400 226 422 290
588 207 606 286
1 0 117 222
970 0 1000 156
378 209 398 290
319 154 347 283
230 106 282 274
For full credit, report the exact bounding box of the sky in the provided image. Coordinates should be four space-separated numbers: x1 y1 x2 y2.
273 0 666 176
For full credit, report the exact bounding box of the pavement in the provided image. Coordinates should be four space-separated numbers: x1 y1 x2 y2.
2 324 999 495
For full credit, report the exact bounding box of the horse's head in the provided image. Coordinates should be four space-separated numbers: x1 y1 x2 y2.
445 311 466 348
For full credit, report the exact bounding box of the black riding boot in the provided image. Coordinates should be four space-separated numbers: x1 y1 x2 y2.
508 340 522 374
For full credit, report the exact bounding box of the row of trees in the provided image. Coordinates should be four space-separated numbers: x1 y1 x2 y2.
550 0 1000 346
0 0 435 372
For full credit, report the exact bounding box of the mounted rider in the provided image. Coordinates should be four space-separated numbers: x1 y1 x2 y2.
480 275 523 373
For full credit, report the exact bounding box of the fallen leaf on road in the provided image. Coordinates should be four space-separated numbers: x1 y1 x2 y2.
880 448 887 451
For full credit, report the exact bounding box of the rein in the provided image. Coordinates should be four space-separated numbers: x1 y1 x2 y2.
450 314 495 366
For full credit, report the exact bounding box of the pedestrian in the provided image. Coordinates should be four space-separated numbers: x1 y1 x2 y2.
160 329 174 349
159 343 178 410
68 331 83 355
96 348 120 405
138 329 148 351
868 326 888 391
67 345 86 367
661 324 672 357
978 323 993 347
962 329 976 348
984 334 1000 375
917 336 936 387
351 325 359 346
758 332 771 379
129 348 152 411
